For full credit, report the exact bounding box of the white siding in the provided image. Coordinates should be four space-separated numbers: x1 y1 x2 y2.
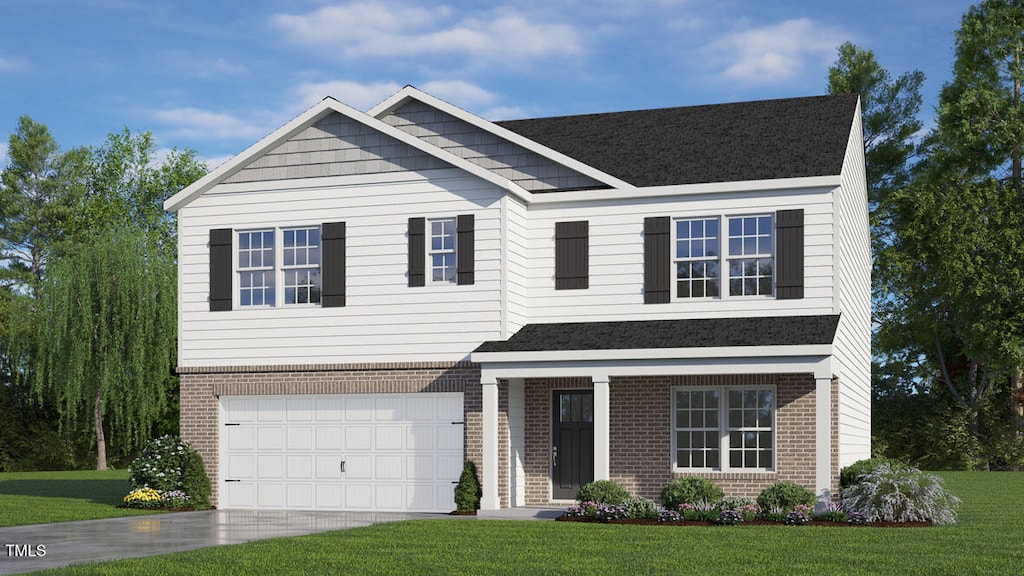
832 107 873 465
524 188 837 322
178 169 506 366
504 196 528 336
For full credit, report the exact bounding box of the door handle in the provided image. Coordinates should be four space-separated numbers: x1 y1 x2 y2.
551 446 558 467
340 460 346 474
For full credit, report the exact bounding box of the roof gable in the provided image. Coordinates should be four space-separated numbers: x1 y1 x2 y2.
496 95 859 188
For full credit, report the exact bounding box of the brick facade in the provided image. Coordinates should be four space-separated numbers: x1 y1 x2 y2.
178 362 479 508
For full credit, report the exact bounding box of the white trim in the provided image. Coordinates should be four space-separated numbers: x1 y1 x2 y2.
369 86 635 192
593 375 610 482
164 97 532 213
815 376 833 506
480 356 833 382
671 385 777 474
528 177 841 205
472 344 833 364
481 377 500 510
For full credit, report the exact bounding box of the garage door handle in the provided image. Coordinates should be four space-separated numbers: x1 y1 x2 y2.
225 479 240 483
340 460 346 474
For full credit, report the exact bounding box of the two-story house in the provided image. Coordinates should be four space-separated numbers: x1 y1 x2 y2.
164 86 870 513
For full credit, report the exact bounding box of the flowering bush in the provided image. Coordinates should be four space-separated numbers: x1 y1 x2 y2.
564 501 628 522
840 464 961 525
784 511 811 525
128 435 212 510
815 501 848 522
624 497 659 520
717 509 744 525
847 511 871 525
124 488 163 509
161 490 191 509
757 481 815 514
658 509 683 523
679 499 719 522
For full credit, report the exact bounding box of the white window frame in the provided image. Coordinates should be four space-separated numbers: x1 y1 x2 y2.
237 229 275 308
281 226 322 306
427 217 457 285
235 226 322 308
671 385 776 473
726 214 774 298
671 213 775 301
673 217 722 299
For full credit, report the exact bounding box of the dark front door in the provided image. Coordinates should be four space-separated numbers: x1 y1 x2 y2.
551 390 594 500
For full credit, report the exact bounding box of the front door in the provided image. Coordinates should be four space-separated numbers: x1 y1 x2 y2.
551 390 594 500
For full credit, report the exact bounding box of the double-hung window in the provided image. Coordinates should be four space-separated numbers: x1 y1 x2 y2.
428 218 457 284
673 214 774 299
237 226 321 307
673 386 775 471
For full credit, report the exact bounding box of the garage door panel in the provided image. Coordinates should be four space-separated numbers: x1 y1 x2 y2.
257 427 284 450
221 393 463 512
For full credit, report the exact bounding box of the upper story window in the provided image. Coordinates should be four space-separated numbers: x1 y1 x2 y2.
237 226 321 307
673 214 773 300
428 218 457 284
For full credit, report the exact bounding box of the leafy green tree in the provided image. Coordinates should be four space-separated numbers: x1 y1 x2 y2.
827 42 924 209
32 226 177 470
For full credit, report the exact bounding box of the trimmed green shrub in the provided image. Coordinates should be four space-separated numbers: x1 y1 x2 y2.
756 481 815 513
182 451 211 510
454 461 482 511
659 477 724 510
840 457 910 489
840 464 961 525
576 480 630 505
623 496 659 519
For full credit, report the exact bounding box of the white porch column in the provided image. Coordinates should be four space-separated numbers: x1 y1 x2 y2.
507 378 526 507
481 376 500 510
593 374 610 481
815 375 833 508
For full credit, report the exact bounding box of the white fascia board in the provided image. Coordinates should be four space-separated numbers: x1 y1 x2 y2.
472 344 833 364
479 355 834 381
164 96 531 213
527 175 842 205
369 86 636 192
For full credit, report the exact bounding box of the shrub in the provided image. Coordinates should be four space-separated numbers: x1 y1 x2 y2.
129 435 192 493
454 461 482 512
840 457 910 489
576 480 630 506
160 490 191 510
124 488 162 509
657 509 682 523
659 477 724 509
564 501 627 522
756 481 815 513
815 501 848 523
840 464 961 525
718 496 758 521
623 496 659 520
678 499 719 522
182 451 211 510
784 510 811 525
847 511 871 525
717 509 743 525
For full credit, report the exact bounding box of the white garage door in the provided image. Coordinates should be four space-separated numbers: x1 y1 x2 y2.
219 393 464 512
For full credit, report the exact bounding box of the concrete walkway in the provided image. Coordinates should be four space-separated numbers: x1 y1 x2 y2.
0 510 440 575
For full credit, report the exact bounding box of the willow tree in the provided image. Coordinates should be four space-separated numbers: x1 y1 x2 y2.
32 226 176 469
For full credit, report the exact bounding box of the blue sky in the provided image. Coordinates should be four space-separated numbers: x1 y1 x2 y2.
0 0 969 168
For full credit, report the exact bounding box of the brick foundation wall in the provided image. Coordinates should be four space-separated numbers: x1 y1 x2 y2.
517 373 822 505
178 362 479 508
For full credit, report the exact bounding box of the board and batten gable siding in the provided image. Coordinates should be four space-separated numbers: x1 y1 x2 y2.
524 189 837 323
832 108 872 465
222 112 451 185
381 100 605 192
177 169 506 367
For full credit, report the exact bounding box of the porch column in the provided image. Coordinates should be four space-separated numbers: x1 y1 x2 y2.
593 374 610 481
815 375 833 507
481 376 500 510
507 378 526 507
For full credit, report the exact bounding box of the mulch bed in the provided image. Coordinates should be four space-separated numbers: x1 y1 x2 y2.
555 516 931 528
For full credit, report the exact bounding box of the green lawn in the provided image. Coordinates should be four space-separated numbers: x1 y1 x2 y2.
0 469 161 526
25 471 1024 575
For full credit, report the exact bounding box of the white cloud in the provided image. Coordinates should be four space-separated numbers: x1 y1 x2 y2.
481 105 526 121
271 2 584 67
704 18 848 85
201 57 248 77
294 80 404 111
420 80 496 108
0 55 25 71
150 107 268 141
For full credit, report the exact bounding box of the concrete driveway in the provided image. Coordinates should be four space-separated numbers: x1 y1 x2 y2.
0 510 440 574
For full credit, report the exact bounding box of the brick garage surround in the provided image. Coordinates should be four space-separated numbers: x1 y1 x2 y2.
177 362 480 508
517 373 834 506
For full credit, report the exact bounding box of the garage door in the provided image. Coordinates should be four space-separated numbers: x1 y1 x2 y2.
219 393 464 512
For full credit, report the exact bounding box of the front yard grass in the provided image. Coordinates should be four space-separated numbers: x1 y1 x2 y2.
29 471 1024 575
0 469 161 527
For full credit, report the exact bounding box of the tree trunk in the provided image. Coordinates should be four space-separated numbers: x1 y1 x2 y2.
94 387 107 471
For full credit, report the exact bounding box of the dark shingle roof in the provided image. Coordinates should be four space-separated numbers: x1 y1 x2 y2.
495 95 858 188
474 315 840 354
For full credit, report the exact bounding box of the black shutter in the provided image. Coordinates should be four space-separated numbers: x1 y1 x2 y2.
555 221 589 290
321 222 346 307
408 217 425 287
643 217 671 304
209 228 233 311
457 214 475 285
776 209 804 299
